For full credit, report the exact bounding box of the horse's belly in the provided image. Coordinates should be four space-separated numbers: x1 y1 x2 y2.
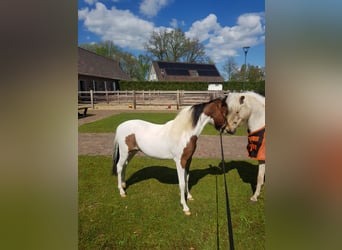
138 139 174 159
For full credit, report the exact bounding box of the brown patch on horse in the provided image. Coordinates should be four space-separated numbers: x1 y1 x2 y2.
125 133 139 152
181 136 198 168
203 97 228 130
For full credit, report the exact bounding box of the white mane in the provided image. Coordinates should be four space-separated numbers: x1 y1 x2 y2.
167 106 193 136
227 91 265 111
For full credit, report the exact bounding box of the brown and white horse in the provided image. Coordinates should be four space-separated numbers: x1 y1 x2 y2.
112 97 228 215
225 91 266 202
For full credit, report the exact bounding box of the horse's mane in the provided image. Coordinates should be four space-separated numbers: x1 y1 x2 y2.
227 91 265 110
171 98 220 133
170 106 193 134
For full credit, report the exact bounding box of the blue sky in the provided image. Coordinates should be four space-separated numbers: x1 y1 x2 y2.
78 0 265 69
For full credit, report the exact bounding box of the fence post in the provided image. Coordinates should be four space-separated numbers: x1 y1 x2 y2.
133 90 136 109
90 90 94 109
176 90 180 110
105 81 109 104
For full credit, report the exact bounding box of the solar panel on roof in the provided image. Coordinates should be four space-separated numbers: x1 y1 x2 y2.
157 61 216 70
198 70 220 76
157 61 220 77
165 68 190 76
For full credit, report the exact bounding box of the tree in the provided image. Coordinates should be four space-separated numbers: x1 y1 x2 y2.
136 54 151 80
230 64 265 82
79 41 150 80
80 41 121 58
247 65 265 82
144 29 209 63
222 57 239 81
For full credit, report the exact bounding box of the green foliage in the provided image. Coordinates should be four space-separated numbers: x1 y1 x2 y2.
225 81 265 96
144 28 209 63
78 112 248 135
79 41 150 81
79 156 265 249
118 80 265 95
119 81 210 91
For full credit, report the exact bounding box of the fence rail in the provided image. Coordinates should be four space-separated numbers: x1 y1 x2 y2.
78 90 230 109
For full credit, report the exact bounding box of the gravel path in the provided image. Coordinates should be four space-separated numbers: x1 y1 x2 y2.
78 109 248 159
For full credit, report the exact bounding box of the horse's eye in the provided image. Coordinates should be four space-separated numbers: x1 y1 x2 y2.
236 111 239 114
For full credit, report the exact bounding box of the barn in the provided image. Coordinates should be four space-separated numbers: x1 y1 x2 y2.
78 47 130 92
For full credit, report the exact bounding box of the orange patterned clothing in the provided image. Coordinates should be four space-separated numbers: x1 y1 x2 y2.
247 126 265 161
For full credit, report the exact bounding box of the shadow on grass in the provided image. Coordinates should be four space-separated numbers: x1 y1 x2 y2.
223 160 259 193
125 160 258 194
126 166 178 187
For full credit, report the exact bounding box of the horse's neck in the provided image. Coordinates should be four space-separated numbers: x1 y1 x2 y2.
192 113 211 136
247 99 265 132
169 111 211 138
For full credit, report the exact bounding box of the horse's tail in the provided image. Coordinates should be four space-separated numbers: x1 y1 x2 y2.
112 136 119 176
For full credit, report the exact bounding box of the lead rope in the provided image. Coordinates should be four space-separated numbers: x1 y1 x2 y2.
219 131 235 250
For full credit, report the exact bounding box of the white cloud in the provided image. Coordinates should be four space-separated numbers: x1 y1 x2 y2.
186 14 220 42
169 18 185 29
78 3 264 64
186 12 265 62
78 3 155 50
139 0 172 18
170 18 178 28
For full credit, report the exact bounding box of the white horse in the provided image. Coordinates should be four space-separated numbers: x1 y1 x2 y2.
112 97 228 215
225 91 265 202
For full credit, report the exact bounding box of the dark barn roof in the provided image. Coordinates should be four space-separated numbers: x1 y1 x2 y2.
151 61 224 82
78 47 130 80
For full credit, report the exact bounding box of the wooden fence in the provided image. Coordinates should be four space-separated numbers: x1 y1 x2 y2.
78 90 230 109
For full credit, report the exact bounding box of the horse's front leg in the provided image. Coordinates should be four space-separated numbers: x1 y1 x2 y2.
176 160 191 215
251 161 265 202
185 158 193 201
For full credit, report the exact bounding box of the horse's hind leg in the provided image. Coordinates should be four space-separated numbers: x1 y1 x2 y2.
122 150 138 188
251 161 265 202
116 154 128 197
117 149 138 197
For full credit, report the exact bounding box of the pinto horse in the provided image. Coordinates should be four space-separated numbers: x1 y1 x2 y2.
112 97 228 215
225 91 266 202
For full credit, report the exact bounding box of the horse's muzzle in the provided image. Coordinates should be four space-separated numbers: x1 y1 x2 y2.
226 129 235 135
224 123 236 134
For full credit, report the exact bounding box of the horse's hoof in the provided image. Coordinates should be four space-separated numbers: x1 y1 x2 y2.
120 193 127 198
184 210 191 216
187 197 194 201
250 197 257 202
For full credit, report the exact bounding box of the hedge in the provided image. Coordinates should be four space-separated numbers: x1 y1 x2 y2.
118 80 265 96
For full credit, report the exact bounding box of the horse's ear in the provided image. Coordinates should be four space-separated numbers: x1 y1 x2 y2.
239 96 245 104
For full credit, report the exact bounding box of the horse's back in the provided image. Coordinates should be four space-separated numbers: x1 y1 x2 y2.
117 119 163 133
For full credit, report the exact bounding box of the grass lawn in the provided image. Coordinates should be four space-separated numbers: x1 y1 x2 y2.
78 112 247 136
79 155 265 249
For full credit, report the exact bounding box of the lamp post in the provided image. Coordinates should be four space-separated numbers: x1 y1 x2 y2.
242 46 250 89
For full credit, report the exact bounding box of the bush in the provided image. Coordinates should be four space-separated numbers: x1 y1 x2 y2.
118 80 265 96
